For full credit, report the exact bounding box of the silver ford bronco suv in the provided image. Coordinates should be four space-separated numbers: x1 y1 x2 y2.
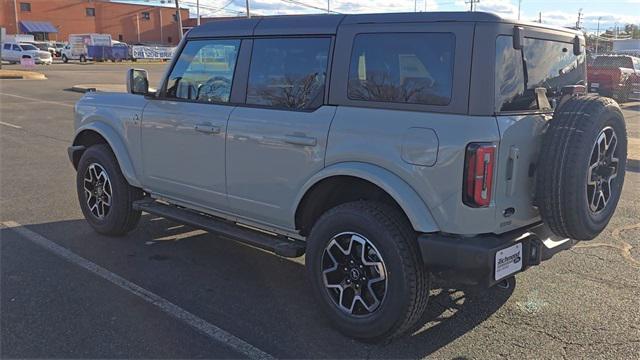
69 12 628 341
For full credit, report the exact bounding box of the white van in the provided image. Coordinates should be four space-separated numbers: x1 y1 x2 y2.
61 33 112 63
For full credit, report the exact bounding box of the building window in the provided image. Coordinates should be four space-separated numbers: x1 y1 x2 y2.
86 8 95 16
172 13 178 22
118 34 124 42
141 12 150 20
20 2 31 12
167 36 172 43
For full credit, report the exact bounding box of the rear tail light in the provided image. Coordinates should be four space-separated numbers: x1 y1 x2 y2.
463 143 496 208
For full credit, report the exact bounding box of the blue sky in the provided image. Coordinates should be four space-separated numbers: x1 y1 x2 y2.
115 0 639 33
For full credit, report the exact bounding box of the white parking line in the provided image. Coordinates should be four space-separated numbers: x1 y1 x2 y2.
0 92 74 108
1 221 274 360
0 121 22 129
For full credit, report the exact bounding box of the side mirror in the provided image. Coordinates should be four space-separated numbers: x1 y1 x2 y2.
126 68 149 95
573 35 582 55
513 26 524 50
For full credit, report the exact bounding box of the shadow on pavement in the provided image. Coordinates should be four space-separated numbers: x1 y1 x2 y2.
627 158 640 173
16 216 514 359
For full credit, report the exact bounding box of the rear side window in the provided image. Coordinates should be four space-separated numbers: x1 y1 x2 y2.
495 35 586 113
3 44 10 50
165 39 240 103
348 33 455 106
592 56 633 69
246 38 331 110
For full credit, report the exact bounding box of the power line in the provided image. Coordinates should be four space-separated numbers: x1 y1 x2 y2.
280 0 341 14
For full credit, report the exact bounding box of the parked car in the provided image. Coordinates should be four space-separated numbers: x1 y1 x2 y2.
68 12 627 341
1 42 52 64
588 55 640 102
29 41 57 57
53 42 66 57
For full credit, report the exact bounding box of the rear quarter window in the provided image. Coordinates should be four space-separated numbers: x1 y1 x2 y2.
495 35 586 113
347 33 455 106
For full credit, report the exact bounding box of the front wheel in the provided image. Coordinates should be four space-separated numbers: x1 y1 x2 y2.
62 55 68 63
76 144 142 236
306 201 429 341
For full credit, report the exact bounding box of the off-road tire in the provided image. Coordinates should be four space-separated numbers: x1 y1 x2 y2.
536 95 627 240
306 201 430 342
76 144 142 236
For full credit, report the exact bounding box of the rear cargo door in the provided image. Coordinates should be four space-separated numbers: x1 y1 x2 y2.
492 33 586 233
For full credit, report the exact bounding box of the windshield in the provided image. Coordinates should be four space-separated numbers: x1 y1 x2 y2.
495 35 586 113
20 44 38 51
592 56 633 69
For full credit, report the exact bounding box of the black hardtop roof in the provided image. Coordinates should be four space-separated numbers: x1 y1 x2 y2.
185 11 578 38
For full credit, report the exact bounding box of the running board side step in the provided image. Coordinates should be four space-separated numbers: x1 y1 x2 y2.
133 199 306 258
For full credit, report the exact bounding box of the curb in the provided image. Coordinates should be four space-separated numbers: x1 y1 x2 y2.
70 85 97 93
0 73 47 80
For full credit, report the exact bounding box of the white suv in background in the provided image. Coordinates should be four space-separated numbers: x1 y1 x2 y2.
1 42 53 65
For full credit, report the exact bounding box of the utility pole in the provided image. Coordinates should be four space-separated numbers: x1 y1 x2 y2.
136 13 140 42
595 16 601 55
246 0 251 18
196 0 200 26
327 0 330 14
174 0 183 41
13 0 19 34
576 8 583 30
518 0 522 20
159 9 163 43
465 0 479 12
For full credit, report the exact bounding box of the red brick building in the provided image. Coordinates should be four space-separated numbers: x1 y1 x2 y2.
1 0 189 45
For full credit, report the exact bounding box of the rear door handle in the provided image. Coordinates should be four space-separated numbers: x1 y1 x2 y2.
194 124 221 135
283 134 317 147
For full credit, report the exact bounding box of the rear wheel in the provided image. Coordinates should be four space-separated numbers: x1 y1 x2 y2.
80 55 87 63
62 55 68 63
306 201 429 341
536 95 627 240
76 144 142 236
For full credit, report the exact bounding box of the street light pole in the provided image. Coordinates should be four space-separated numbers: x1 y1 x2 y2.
595 17 601 55
246 0 251 18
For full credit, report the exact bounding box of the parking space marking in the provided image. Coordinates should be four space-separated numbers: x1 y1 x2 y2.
0 121 22 129
1 221 275 360
0 93 75 108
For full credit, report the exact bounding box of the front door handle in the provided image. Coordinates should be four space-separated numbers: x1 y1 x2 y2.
195 124 221 135
283 134 317 147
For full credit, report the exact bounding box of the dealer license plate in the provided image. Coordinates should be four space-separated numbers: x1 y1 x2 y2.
495 243 523 280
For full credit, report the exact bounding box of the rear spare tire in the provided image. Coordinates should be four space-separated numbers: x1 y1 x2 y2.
536 95 627 240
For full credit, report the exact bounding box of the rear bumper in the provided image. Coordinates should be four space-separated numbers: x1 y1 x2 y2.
418 223 575 288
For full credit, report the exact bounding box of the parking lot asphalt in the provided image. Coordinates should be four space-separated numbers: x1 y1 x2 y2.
1 63 639 359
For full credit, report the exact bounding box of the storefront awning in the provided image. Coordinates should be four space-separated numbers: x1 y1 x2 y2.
19 21 58 33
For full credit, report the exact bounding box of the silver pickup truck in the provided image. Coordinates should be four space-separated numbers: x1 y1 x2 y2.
68 12 627 341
